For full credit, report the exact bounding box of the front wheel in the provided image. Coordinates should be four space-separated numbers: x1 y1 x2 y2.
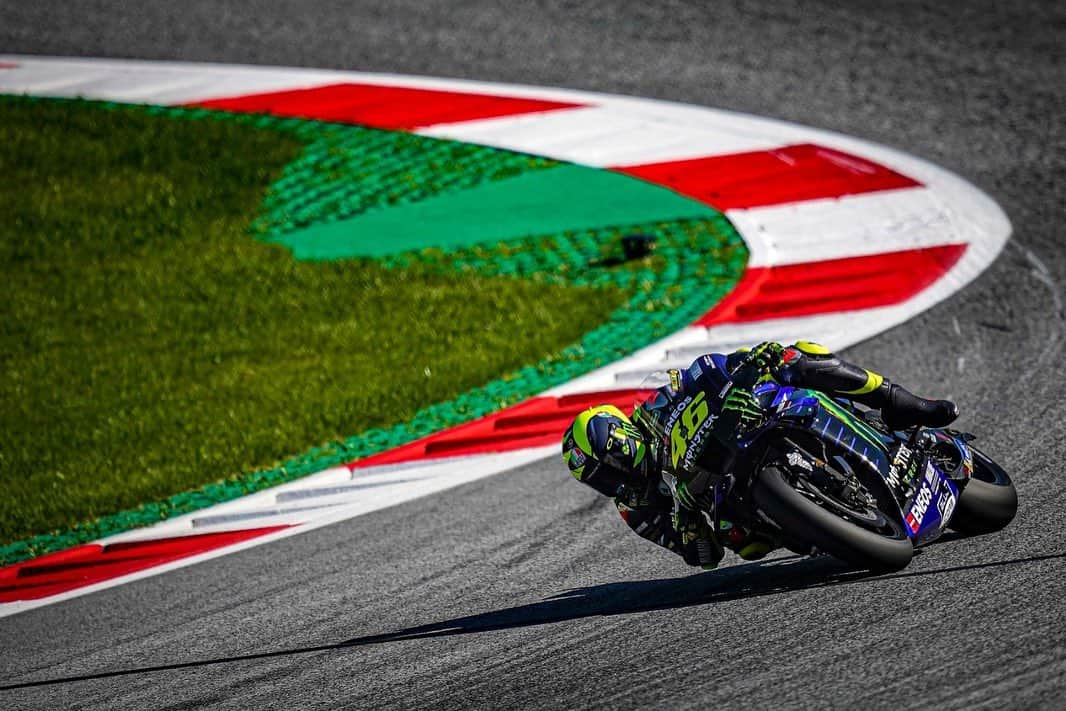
753 466 913 571
949 447 1018 535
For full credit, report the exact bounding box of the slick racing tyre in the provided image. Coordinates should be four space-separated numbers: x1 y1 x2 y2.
949 447 1018 535
754 465 914 571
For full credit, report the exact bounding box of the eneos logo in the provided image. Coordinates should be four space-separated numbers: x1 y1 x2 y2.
906 482 933 533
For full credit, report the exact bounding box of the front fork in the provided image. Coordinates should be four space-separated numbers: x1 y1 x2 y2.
662 468 745 555
699 475 732 535
700 474 784 557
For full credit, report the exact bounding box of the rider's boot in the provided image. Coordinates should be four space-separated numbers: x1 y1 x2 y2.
852 380 959 431
778 341 959 431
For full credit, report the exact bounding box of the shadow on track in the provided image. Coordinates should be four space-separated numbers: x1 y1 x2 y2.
4 550 1063 692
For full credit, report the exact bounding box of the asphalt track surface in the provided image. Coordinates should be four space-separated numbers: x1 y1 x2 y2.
2 1 1065 708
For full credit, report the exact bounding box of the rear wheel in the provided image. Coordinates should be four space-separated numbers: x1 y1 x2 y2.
753 465 913 571
949 447 1018 535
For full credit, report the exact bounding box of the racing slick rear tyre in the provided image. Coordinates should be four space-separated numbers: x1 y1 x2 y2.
949 448 1018 535
754 465 914 571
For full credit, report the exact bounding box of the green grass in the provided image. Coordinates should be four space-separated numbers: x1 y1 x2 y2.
0 97 626 545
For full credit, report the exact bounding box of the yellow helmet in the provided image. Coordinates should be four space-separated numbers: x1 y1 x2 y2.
562 405 648 497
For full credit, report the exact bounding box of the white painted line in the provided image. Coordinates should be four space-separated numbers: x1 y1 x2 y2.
0 447 557 618
417 105 783 166
0 56 344 104
730 187 959 268
99 451 553 543
274 479 414 503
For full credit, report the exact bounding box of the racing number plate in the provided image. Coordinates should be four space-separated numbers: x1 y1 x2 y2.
670 391 711 469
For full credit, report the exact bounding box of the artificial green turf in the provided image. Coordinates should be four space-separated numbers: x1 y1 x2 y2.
0 97 626 545
275 164 720 259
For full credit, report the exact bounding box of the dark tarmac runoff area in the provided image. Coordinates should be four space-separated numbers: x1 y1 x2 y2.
1 1 1065 708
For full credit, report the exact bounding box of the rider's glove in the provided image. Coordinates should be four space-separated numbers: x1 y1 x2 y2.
671 478 716 512
747 341 784 374
673 509 724 568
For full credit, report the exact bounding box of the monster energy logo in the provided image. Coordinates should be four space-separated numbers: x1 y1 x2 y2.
810 391 887 453
613 421 642 440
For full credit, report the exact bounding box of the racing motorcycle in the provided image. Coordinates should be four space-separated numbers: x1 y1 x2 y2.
639 356 1018 571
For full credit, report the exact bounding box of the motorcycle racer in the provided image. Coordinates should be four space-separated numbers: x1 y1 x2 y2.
560 341 959 568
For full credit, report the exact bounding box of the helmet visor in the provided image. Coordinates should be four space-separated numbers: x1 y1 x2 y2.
588 414 646 471
580 458 633 497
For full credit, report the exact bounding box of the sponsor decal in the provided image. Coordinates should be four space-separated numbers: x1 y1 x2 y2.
906 480 934 533
956 439 975 479
664 395 693 433
606 422 639 458
669 368 683 392
667 391 715 470
689 359 703 380
937 485 956 522
718 381 733 399
565 438 587 478
896 457 921 489
786 451 814 472
924 461 938 485
887 444 912 488
681 414 718 471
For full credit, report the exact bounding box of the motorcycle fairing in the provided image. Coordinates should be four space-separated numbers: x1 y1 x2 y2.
905 459 959 545
752 381 966 545
754 384 891 475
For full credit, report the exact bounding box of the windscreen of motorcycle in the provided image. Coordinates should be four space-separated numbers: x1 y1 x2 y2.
632 370 677 453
